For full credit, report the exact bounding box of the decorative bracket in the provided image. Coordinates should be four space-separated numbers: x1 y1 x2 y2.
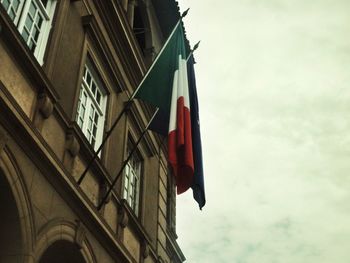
66 131 80 157
100 180 111 204
141 239 150 258
118 201 129 228
37 92 53 119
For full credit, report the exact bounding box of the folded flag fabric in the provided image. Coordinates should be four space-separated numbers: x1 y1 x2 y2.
135 22 194 195
149 55 206 209
187 55 206 209
135 21 205 208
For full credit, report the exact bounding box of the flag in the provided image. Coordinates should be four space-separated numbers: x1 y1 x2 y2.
187 55 206 209
149 55 206 209
134 22 194 194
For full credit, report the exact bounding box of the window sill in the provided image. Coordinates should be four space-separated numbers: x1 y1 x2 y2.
0 5 59 104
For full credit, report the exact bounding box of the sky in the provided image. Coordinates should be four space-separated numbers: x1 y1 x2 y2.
175 1 350 262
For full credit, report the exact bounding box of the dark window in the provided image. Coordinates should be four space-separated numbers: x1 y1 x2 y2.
133 4 146 54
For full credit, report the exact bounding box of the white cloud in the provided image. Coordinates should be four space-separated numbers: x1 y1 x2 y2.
176 0 350 262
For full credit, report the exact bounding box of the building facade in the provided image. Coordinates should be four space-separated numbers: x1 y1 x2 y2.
0 0 186 262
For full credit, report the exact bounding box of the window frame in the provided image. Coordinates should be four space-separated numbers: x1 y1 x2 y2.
122 137 143 216
0 0 56 64
75 57 107 152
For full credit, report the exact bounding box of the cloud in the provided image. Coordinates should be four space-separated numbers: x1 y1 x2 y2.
176 0 350 262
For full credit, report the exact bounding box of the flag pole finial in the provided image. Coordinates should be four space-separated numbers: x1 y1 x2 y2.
181 8 190 18
193 41 200 51
186 41 201 62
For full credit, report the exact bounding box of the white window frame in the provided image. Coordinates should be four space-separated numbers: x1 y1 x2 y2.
0 0 25 24
122 139 142 216
0 0 56 64
76 58 107 152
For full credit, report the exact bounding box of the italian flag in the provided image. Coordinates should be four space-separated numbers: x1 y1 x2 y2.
134 22 194 194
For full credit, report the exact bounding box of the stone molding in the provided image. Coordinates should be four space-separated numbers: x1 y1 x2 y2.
34 219 96 263
0 126 9 152
75 220 87 249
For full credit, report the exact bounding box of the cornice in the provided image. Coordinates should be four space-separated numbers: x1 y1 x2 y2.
166 229 186 262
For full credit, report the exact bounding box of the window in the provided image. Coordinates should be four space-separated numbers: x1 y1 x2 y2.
76 59 107 151
122 139 142 215
133 4 146 54
0 0 56 64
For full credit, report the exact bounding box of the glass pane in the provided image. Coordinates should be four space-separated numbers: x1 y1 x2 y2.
86 72 91 86
94 112 98 123
36 14 43 28
89 107 94 118
32 27 39 41
2 0 10 11
125 176 129 186
25 16 34 31
88 119 92 131
22 29 29 42
96 92 101 104
91 82 96 94
9 9 15 20
92 126 97 137
29 40 36 52
12 0 19 10
82 91 87 104
29 1 36 17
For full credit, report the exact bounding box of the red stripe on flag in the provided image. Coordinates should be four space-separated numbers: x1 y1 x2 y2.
168 97 194 194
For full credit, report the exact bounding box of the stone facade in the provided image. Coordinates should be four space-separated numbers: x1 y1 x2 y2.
0 0 185 262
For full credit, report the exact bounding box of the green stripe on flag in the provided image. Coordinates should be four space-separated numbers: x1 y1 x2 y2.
134 23 187 113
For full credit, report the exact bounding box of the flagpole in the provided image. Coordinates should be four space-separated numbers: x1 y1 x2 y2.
77 11 189 186
97 108 160 210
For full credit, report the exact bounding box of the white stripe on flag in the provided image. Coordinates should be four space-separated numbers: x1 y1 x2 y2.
168 55 190 132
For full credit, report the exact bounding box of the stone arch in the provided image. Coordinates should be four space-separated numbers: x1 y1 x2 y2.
0 146 35 263
38 240 86 263
35 218 97 263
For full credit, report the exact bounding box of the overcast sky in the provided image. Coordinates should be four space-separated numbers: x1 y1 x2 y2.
175 1 350 262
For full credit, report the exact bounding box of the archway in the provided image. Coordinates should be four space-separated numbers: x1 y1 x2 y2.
39 240 86 263
0 170 23 262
